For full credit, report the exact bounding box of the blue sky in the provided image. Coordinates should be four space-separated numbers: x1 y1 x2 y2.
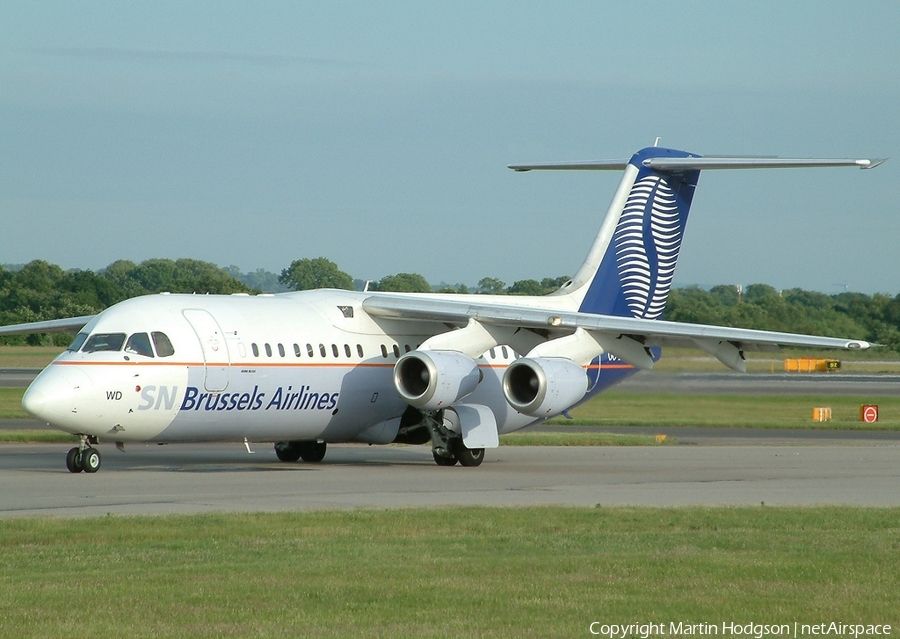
2 2 898 293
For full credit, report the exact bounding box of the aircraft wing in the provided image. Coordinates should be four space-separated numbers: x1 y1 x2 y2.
362 294 870 371
0 315 95 337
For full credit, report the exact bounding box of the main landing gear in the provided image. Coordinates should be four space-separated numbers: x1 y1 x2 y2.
432 437 485 467
66 435 101 474
274 440 327 463
423 410 485 468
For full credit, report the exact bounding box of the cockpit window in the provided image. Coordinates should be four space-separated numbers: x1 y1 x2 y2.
82 333 127 353
152 332 175 358
125 333 154 358
67 332 89 352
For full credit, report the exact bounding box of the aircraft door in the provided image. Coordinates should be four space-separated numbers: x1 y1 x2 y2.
182 309 230 392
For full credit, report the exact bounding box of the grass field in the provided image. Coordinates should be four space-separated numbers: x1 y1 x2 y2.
0 430 78 443
0 345 64 368
553 391 900 429
0 507 897 638
0 388 30 419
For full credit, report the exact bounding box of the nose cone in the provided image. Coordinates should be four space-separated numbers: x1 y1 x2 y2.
21 383 46 417
23 366 91 428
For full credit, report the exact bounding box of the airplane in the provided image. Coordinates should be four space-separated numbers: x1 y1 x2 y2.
0 145 885 473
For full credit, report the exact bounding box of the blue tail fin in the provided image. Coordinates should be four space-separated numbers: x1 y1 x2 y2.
571 147 700 318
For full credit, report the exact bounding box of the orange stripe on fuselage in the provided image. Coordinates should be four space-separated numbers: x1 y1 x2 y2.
587 363 634 370
52 360 397 369
52 360 635 371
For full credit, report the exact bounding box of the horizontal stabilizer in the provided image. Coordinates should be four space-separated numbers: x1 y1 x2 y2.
509 160 629 172
642 157 886 171
510 156 886 172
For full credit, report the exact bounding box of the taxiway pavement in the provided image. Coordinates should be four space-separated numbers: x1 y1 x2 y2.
2 442 899 518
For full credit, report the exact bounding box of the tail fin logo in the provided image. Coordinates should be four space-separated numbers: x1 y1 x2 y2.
614 175 681 319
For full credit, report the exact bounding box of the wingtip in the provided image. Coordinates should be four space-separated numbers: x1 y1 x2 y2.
860 158 888 169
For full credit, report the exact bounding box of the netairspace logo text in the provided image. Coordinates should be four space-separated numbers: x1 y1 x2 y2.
588 622 892 638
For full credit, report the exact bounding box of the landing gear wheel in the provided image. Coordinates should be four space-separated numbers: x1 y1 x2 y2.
82 448 101 473
432 450 458 466
454 441 485 467
66 447 83 474
274 441 302 462
297 441 327 463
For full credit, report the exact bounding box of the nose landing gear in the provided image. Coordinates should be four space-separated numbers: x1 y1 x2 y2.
66 435 101 474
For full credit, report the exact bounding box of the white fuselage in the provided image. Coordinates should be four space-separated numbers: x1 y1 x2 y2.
23 290 546 444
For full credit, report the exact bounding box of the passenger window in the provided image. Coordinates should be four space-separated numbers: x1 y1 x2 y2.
67 332 88 352
83 333 126 353
265 344 272 357
501 346 509 359
344 344 351 357
357 344 364 358
293 343 301 357
392 344 400 358
152 332 175 357
307 343 314 357
252 343 259 357
125 333 154 358
404 344 411 353
489 348 496 359
319 344 326 357
332 344 339 357
381 344 388 358
278 343 285 357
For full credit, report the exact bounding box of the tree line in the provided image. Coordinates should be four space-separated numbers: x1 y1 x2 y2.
665 284 900 352
1 258 898 351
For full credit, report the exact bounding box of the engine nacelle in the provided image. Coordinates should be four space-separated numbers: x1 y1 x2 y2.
502 357 589 418
393 350 482 410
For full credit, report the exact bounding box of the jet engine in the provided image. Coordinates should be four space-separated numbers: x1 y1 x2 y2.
393 350 482 410
502 357 589 418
